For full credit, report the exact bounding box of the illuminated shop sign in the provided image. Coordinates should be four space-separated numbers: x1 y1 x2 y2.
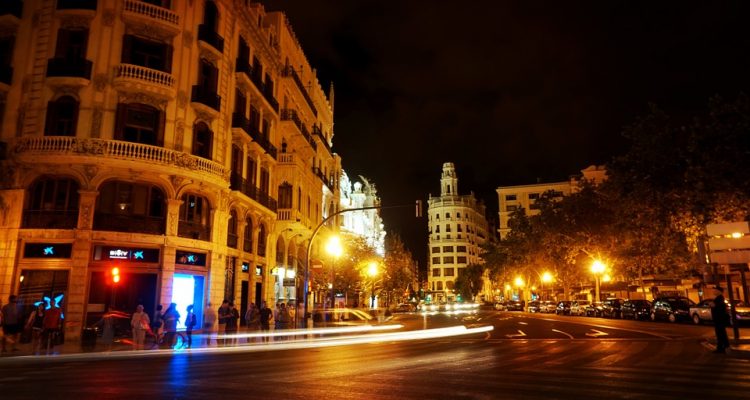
24 243 73 258
256 266 262 276
93 246 160 263
242 262 250 273
175 251 207 266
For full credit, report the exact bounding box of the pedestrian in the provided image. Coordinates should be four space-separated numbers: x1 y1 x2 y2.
224 302 240 346
151 304 164 342
711 285 731 354
185 305 197 349
162 303 180 349
217 300 230 346
203 302 216 346
259 301 272 342
25 303 45 354
245 303 261 343
131 304 150 350
1 295 22 353
275 303 291 332
95 308 116 351
42 302 63 354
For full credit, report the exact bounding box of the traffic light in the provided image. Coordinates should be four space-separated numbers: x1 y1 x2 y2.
111 267 121 284
415 200 423 217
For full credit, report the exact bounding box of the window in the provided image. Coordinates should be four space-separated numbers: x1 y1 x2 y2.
445 212 450 219
445 224 451 232
437 281 443 291
234 89 247 116
444 268 455 277
198 59 218 93
297 187 302 212
431 247 440 253
435 225 440 233
192 122 213 159
456 212 461 219
203 0 219 30
45 96 79 136
457 256 467 264
261 119 270 141
278 183 292 209
24 177 80 228
432 268 441 277
435 213 439 220
55 28 88 60
505 194 517 201
507 205 518 212
115 103 163 146
443 256 454 264
230 145 242 176
457 225 462 232
227 210 238 248
243 217 253 253
259 168 269 194
257 224 267 257
178 193 211 240
246 157 257 185
442 246 453 252
94 181 165 234
457 246 467 252
528 193 540 200
121 35 172 72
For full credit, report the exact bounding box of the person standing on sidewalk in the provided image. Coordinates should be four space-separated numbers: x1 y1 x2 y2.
131 305 150 350
711 285 731 354
203 302 216 346
224 302 240 346
185 305 196 349
162 303 180 349
245 303 261 343
26 303 45 354
259 301 272 342
217 300 230 346
42 302 63 354
1 295 22 353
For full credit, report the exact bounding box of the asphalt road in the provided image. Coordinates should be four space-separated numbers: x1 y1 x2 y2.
1 310 748 400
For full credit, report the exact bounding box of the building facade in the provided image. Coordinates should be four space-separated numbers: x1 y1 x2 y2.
0 0 339 339
427 162 489 302
339 171 385 256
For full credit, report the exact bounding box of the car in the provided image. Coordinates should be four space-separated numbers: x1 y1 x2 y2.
621 300 652 320
601 298 625 318
570 300 590 316
506 300 525 311
494 301 507 311
312 308 375 327
395 303 417 313
651 297 695 323
556 301 572 315
527 301 541 313
690 299 750 325
540 301 558 313
585 302 604 317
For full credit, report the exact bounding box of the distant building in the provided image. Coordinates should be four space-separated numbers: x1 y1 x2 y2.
497 165 606 238
427 163 490 302
339 171 385 256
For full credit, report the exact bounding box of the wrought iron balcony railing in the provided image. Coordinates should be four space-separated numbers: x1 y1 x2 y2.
93 213 165 235
230 173 277 212
197 24 224 53
22 210 78 229
191 85 221 111
282 66 317 117
178 221 211 241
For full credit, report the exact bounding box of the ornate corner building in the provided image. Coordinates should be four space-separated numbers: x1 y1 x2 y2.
427 162 489 302
0 0 340 339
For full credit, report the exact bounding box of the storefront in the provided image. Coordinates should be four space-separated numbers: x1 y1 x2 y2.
172 250 207 329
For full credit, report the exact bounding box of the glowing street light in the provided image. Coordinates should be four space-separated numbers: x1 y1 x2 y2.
541 271 553 283
514 277 524 288
326 235 343 309
591 260 607 302
367 261 380 308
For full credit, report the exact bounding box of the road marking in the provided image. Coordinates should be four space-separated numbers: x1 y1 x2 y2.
528 315 674 340
518 322 528 325
585 329 609 338
552 329 574 339
505 330 527 338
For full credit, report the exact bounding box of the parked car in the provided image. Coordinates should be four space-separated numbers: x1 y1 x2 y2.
506 300 525 311
527 301 541 313
395 303 417 313
585 302 605 317
601 298 625 319
651 297 695 323
621 300 652 320
690 299 750 325
570 300 590 316
540 301 558 313
556 301 572 315
494 301 507 311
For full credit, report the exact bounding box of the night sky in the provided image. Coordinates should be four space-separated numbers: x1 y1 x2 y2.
268 1 750 270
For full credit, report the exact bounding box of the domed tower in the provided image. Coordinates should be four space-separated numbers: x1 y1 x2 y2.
440 162 458 196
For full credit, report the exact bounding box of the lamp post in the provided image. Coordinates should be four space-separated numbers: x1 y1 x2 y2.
591 260 606 303
514 276 524 301
325 235 343 309
541 271 553 301
367 261 379 308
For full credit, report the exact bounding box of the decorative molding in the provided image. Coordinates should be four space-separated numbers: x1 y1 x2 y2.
182 31 193 47
126 23 174 42
170 175 186 190
90 106 103 138
72 139 106 155
93 74 108 91
193 108 216 123
60 15 93 29
78 201 92 229
199 48 220 67
102 9 116 26
176 90 188 108
118 91 167 111
51 85 81 98
82 164 99 181
174 119 184 151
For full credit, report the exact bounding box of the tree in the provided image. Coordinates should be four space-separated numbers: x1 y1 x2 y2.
382 234 418 306
454 264 485 301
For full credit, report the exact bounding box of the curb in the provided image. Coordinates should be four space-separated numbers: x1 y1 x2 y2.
701 339 750 358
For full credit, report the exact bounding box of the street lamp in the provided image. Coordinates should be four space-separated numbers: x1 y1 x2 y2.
326 235 343 309
367 261 379 308
591 260 606 302
514 277 524 301
541 271 553 301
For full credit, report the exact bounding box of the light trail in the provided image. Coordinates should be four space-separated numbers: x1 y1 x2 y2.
216 323 403 340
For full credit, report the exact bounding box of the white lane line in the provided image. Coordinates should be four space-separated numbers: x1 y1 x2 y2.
585 329 609 338
505 330 527 338
518 322 528 325
551 329 574 339
530 316 673 340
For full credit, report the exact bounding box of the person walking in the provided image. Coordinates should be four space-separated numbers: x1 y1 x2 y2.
151 304 164 343
131 305 150 350
217 300 230 346
245 303 261 343
25 303 45 354
185 305 197 349
162 303 180 349
2 295 23 353
42 302 63 354
259 301 272 343
203 302 216 346
275 303 291 332
711 285 731 354
95 308 116 351
224 302 240 346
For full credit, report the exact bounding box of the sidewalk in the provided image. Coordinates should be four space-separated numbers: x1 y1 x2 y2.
702 336 750 358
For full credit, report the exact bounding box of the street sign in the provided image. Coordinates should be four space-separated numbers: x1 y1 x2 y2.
283 278 295 287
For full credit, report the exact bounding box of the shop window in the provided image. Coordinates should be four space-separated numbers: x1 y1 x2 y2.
121 34 172 72
18 269 69 323
94 181 166 234
192 122 213 160
23 177 80 228
257 224 267 257
243 217 253 253
115 103 163 146
44 96 79 136
227 209 238 248
178 193 211 240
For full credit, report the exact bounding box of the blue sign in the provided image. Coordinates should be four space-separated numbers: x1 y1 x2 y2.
24 243 73 258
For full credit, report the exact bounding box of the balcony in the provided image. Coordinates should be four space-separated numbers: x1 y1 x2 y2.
93 213 165 235
114 63 176 99
22 210 78 229
312 124 332 155
246 69 279 115
178 221 211 241
277 152 295 164
282 66 317 117
0 0 22 19
197 24 224 53
13 136 228 181
230 173 278 212
0 65 11 88
46 58 92 85
122 0 180 37
312 166 335 192
191 85 221 114
56 0 97 11
280 109 317 151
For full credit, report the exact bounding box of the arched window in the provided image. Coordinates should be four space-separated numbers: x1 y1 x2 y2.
44 96 79 136
178 193 211 240
257 223 267 257
287 241 297 269
278 183 292 209
95 181 166 234
24 177 79 228
227 209 238 248
203 0 219 30
192 122 213 160
243 216 253 253
115 103 163 146
275 237 285 265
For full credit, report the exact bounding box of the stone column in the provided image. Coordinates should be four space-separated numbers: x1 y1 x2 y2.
166 199 183 237
160 245 176 307
0 189 24 303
